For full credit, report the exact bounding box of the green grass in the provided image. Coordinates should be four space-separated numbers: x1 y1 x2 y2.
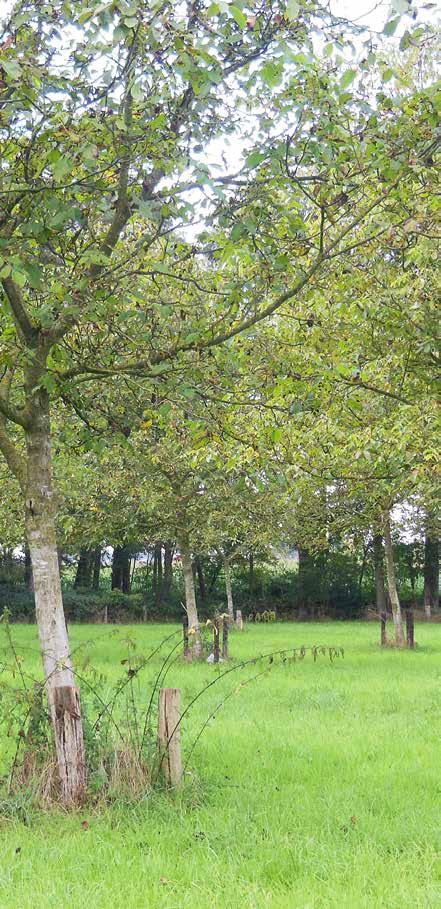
0 621 441 908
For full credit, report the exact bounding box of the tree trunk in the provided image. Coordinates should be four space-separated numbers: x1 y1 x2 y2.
24 399 86 804
224 558 234 621
383 512 405 648
92 547 101 590
424 533 439 619
74 548 93 589
121 550 131 594
358 542 369 597
111 546 131 592
373 535 386 616
179 537 202 659
111 546 123 590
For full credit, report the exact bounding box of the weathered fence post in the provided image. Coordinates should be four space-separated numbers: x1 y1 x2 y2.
380 611 387 647
183 615 190 660
158 688 183 788
222 615 229 660
213 617 220 663
406 608 415 650
236 609 243 630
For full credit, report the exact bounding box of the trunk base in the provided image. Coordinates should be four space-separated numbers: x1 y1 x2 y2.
52 686 86 805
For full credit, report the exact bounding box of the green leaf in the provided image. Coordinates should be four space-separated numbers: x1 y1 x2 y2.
286 0 300 18
131 82 144 101
11 269 27 288
231 223 245 241
25 263 43 290
246 150 265 168
78 8 95 23
49 205 81 228
229 5 247 28
181 385 195 399
137 199 161 221
38 373 57 393
124 17 138 28
261 62 284 88
383 16 400 35
383 68 395 83
154 263 171 274
2 60 21 79
340 69 357 90
52 156 74 181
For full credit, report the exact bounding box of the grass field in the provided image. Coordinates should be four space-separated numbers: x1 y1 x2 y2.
0 621 440 909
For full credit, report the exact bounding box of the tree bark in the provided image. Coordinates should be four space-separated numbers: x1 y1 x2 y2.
224 558 234 621
179 537 202 659
121 550 131 594
111 546 131 592
74 548 93 589
424 533 439 619
92 547 101 590
111 546 123 590
383 512 405 648
24 395 85 804
373 535 386 616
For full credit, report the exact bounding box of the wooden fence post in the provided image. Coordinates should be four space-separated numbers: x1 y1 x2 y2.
158 688 183 788
213 618 220 663
380 611 387 647
236 609 243 630
406 608 415 650
183 616 189 659
222 615 229 659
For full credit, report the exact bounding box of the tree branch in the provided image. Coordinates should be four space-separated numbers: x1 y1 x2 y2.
0 416 26 490
1 277 38 345
0 366 31 428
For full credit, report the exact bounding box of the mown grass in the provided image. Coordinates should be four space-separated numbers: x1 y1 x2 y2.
0 620 440 908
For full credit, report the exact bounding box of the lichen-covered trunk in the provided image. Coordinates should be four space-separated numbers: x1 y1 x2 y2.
25 396 86 805
383 513 405 648
179 538 202 659
224 558 234 621
424 533 439 619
